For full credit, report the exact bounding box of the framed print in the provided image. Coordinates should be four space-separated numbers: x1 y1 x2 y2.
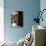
11 10 23 27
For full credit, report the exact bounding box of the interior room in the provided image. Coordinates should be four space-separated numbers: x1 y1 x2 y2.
0 0 46 46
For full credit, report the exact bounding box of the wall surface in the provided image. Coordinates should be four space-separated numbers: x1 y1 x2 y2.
40 0 46 27
0 0 4 42
4 0 40 42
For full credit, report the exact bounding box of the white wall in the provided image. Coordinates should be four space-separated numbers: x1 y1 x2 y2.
0 0 4 42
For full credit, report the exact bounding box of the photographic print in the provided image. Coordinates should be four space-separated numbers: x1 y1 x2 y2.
11 11 23 27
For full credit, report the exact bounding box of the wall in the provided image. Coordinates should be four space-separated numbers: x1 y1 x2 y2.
40 0 46 27
4 0 40 42
0 0 4 42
